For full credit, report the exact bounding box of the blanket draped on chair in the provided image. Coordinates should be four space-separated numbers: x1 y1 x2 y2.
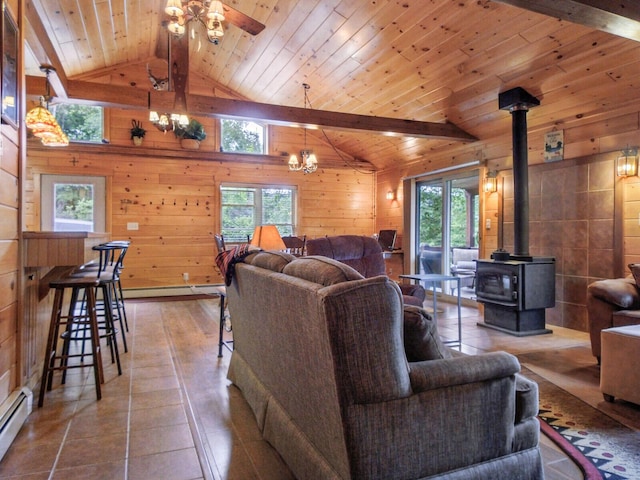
215 244 260 286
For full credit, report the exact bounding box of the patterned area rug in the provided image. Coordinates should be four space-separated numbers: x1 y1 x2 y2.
522 368 640 480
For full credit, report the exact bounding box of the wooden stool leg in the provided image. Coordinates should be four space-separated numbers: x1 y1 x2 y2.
38 287 65 408
86 286 103 396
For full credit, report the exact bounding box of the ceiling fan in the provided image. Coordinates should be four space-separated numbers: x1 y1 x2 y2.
164 0 265 45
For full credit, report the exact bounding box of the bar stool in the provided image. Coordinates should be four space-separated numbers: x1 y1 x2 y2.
39 276 102 408
75 242 130 354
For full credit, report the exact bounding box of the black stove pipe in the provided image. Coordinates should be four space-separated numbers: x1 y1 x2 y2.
511 107 529 257
498 87 540 258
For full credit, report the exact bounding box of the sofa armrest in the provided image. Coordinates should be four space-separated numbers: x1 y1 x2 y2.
408 351 520 392
588 277 640 309
399 283 425 302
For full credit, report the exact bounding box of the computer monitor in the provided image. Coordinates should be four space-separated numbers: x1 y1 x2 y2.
378 229 397 251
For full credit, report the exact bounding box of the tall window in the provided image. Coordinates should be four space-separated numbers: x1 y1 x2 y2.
220 119 266 154
50 103 104 143
220 185 295 242
41 175 106 232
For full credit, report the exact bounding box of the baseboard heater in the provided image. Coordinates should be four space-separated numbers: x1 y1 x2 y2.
0 388 33 461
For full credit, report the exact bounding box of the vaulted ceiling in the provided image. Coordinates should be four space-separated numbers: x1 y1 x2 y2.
22 0 640 172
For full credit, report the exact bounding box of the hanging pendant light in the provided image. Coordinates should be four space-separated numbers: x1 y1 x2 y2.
288 84 318 174
25 66 68 147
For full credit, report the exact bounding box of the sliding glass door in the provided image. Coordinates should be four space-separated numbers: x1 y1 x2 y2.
416 172 479 298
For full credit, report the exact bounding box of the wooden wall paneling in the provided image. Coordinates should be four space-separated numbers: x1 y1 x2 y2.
27 145 375 289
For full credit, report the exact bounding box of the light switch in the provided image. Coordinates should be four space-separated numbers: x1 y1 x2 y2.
127 222 139 230
485 218 491 230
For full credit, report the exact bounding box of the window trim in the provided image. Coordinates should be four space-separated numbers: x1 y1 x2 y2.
41 174 106 232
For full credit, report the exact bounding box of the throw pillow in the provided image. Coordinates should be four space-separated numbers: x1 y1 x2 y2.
403 305 451 361
629 263 640 287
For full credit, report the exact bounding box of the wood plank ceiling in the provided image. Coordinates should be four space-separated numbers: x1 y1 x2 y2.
22 0 640 172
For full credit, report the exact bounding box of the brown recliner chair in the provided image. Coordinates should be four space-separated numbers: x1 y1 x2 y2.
306 235 426 306
587 277 640 363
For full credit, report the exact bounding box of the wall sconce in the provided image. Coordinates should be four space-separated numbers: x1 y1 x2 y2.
386 190 396 201
483 171 498 193
616 147 639 177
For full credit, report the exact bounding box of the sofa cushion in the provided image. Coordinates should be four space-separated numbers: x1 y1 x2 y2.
588 278 640 309
245 250 295 272
403 305 451 361
282 256 364 286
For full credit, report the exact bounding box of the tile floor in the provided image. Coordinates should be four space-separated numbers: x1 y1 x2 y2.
0 295 638 479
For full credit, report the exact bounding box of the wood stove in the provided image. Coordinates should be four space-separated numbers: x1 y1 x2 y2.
476 256 554 335
476 87 555 335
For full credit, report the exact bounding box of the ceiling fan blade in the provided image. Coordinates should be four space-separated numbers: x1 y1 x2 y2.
222 4 265 35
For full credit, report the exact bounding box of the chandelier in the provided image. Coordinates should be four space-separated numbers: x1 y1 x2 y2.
288 84 318 174
165 0 225 45
25 66 68 147
149 111 189 133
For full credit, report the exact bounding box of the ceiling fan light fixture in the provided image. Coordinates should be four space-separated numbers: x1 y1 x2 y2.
207 1 225 21
165 0 184 17
168 20 186 37
207 20 224 44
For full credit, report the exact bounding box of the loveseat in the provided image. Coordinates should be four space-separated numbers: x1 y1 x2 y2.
587 276 640 363
225 250 543 480
305 235 426 306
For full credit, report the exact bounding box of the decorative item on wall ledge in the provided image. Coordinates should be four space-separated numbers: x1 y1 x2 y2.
288 83 318 174
25 65 68 147
616 147 638 177
130 119 146 146
174 118 206 149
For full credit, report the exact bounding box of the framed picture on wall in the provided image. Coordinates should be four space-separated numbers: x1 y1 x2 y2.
1 6 18 128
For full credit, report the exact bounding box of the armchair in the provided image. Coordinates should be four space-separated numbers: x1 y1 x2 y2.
306 235 426 306
587 276 640 363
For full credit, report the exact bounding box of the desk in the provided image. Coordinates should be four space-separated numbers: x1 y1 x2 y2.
213 286 233 357
399 274 462 347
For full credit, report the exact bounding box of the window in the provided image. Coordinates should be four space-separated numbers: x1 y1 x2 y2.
50 103 104 143
220 118 266 154
220 185 295 242
41 175 106 232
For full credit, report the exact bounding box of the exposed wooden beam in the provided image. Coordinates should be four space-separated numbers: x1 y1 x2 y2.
23 0 68 98
493 0 640 42
25 76 477 141
184 94 477 141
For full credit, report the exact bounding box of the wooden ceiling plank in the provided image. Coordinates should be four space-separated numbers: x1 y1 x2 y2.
236 2 313 95
222 0 290 93
259 10 349 104
493 0 640 42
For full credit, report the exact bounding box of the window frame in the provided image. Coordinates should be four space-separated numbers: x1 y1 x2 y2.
220 183 297 243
